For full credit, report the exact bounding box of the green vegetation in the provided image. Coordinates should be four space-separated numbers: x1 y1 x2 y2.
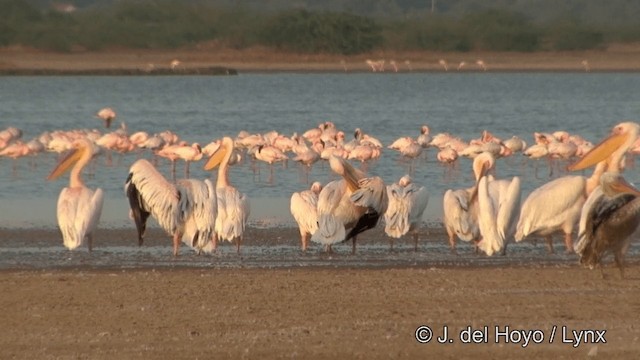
1 0 638 53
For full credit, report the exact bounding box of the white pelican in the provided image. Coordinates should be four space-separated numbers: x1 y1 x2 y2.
311 156 387 253
384 175 429 251
575 172 640 278
96 107 116 128
125 159 217 256
203 137 250 253
515 160 607 253
571 122 639 246
443 187 480 253
474 152 521 256
290 182 323 251
47 138 104 251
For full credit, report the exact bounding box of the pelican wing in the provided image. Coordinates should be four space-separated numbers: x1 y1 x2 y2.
406 184 429 225
312 180 347 245
477 176 502 256
384 184 408 238
176 179 217 253
496 176 521 243
57 187 104 250
125 159 180 245
515 176 586 241
346 177 388 241
443 189 477 242
216 187 249 242
575 187 603 255
290 190 319 235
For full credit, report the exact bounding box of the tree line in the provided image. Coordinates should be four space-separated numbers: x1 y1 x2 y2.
1 0 637 54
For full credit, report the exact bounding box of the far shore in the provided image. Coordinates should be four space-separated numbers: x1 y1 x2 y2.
2 45 640 74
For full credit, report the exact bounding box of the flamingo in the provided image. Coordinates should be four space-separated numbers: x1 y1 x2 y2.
173 142 203 178
125 159 217 256
290 182 323 251
384 175 429 251
203 137 250 253
47 138 104 251
95 107 116 128
438 59 448 71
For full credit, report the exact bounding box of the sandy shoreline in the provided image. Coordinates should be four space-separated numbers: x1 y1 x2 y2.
1 266 639 359
2 45 640 73
1 227 640 358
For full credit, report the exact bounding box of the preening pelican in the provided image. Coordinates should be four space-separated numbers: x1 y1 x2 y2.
474 152 521 256
290 182 323 251
47 138 104 251
311 156 387 253
203 137 250 253
125 159 217 256
384 175 429 251
578 172 640 278
443 187 480 253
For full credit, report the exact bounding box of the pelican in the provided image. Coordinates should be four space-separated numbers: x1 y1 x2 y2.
96 107 116 128
290 182 323 251
579 172 640 278
47 138 104 251
567 121 640 278
443 187 480 253
384 175 429 251
474 152 521 256
203 137 250 253
311 156 387 253
125 159 217 256
515 160 607 253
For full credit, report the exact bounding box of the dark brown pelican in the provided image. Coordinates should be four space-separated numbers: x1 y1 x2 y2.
580 172 640 278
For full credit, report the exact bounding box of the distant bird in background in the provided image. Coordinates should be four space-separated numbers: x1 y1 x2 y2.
438 59 448 71
96 107 116 128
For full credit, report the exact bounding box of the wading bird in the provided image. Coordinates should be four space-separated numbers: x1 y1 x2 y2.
384 175 429 251
290 182 323 251
47 138 104 251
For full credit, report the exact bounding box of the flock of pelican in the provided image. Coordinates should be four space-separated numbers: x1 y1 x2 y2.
2 110 640 279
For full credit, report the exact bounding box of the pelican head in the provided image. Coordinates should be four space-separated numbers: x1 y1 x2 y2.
472 152 495 182
310 181 323 194
568 121 640 172
600 172 640 197
47 138 97 181
203 137 233 171
398 175 412 187
329 155 360 191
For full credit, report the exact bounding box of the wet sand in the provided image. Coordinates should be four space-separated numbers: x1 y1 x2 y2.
1 226 640 358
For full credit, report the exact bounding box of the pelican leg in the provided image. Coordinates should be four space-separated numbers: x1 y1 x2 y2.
446 230 457 254
389 239 394 252
413 232 419 252
211 233 219 253
545 236 554 254
236 236 242 254
172 232 181 256
87 234 93 253
614 252 625 279
352 236 357 254
301 233 309 252
563 232 574 254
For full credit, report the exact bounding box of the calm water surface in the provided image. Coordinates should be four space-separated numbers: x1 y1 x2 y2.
1 72 639 229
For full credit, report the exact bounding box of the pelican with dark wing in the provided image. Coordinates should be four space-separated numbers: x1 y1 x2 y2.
47 138 104 251
125 159 217 256
567 121 640 278
579 172 640 278
384 175 429 251
203 137 250 253
311 156 388 253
